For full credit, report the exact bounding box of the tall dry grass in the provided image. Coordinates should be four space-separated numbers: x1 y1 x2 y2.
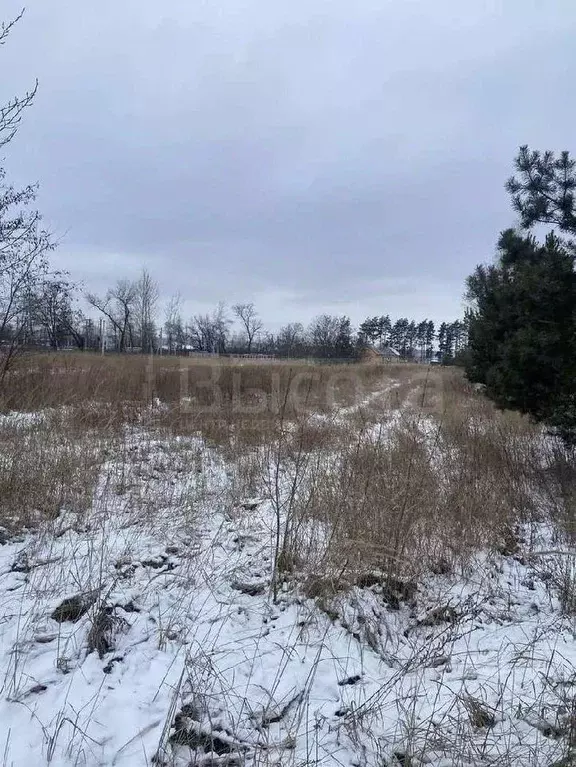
2 352 575 607
0 411 107 533
4 355 576 766
0 353 388 532
1 351 385 411
267 367 576 601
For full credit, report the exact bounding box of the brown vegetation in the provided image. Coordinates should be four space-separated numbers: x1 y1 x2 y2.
1 352 575 603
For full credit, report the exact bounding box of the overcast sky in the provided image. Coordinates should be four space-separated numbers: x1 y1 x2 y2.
2 0 575 330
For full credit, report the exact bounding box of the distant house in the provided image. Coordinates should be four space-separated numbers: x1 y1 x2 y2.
380 346 402 360
360 345 402 363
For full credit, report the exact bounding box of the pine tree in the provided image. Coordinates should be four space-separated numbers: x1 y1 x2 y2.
392 318 409 356
444 323 455 362
425 320 435 360
359 316 381 345
466 229 576 444
416 320 428 361
406 320 417 359
437 323 447 362
335 316 354 358
451 320 468 358
378 315 391 347
359 315 391 348
506 146 576 235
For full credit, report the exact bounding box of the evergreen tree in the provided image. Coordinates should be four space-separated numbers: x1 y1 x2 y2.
335 316 354 358
379 315 391 346
358 315 390 347
391 318 409 356
451 319 468 357
359 316 381 345
406 320 417 359
506 146 576 235
425 320 435 360
444 323 455 362
437 322 447 361
416 320 428 361
466 229 576 444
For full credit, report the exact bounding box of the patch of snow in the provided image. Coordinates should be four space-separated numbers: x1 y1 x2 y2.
0 430 575 766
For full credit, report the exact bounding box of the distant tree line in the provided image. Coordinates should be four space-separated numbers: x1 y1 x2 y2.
358 316 467 362
4 278 467 362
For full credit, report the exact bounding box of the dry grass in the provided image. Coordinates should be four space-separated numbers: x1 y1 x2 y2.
0 351 383 411
4 354 576 766
0 353 388 535
264 366 576 601
0 352 388 446
0 411 106 533
2 352 576 602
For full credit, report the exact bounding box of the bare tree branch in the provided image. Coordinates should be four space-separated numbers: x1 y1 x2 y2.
232 302 263 353
0 11 37 149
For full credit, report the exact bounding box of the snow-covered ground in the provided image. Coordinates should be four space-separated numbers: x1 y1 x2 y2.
1 397 576 766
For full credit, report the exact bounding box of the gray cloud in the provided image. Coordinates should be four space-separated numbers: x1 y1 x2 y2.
2 0 575 328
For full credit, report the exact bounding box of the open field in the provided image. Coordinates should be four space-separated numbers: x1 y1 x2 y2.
1 355 576 766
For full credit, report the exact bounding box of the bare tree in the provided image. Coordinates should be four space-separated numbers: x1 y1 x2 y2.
31 278 84 349
164 293 185 354
188 302 231 353
307 314 353 358
308 314 339 357
135 268 159 353
276 322 304 358
0 11 53 383
87 279 138 352
0 180 52 337
232 302 263 353
0 12 38 149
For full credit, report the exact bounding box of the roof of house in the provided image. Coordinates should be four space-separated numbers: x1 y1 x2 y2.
363 345 401 358
379 346 401 357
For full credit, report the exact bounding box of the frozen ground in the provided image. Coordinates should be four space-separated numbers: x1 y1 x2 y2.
1 415 576 766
